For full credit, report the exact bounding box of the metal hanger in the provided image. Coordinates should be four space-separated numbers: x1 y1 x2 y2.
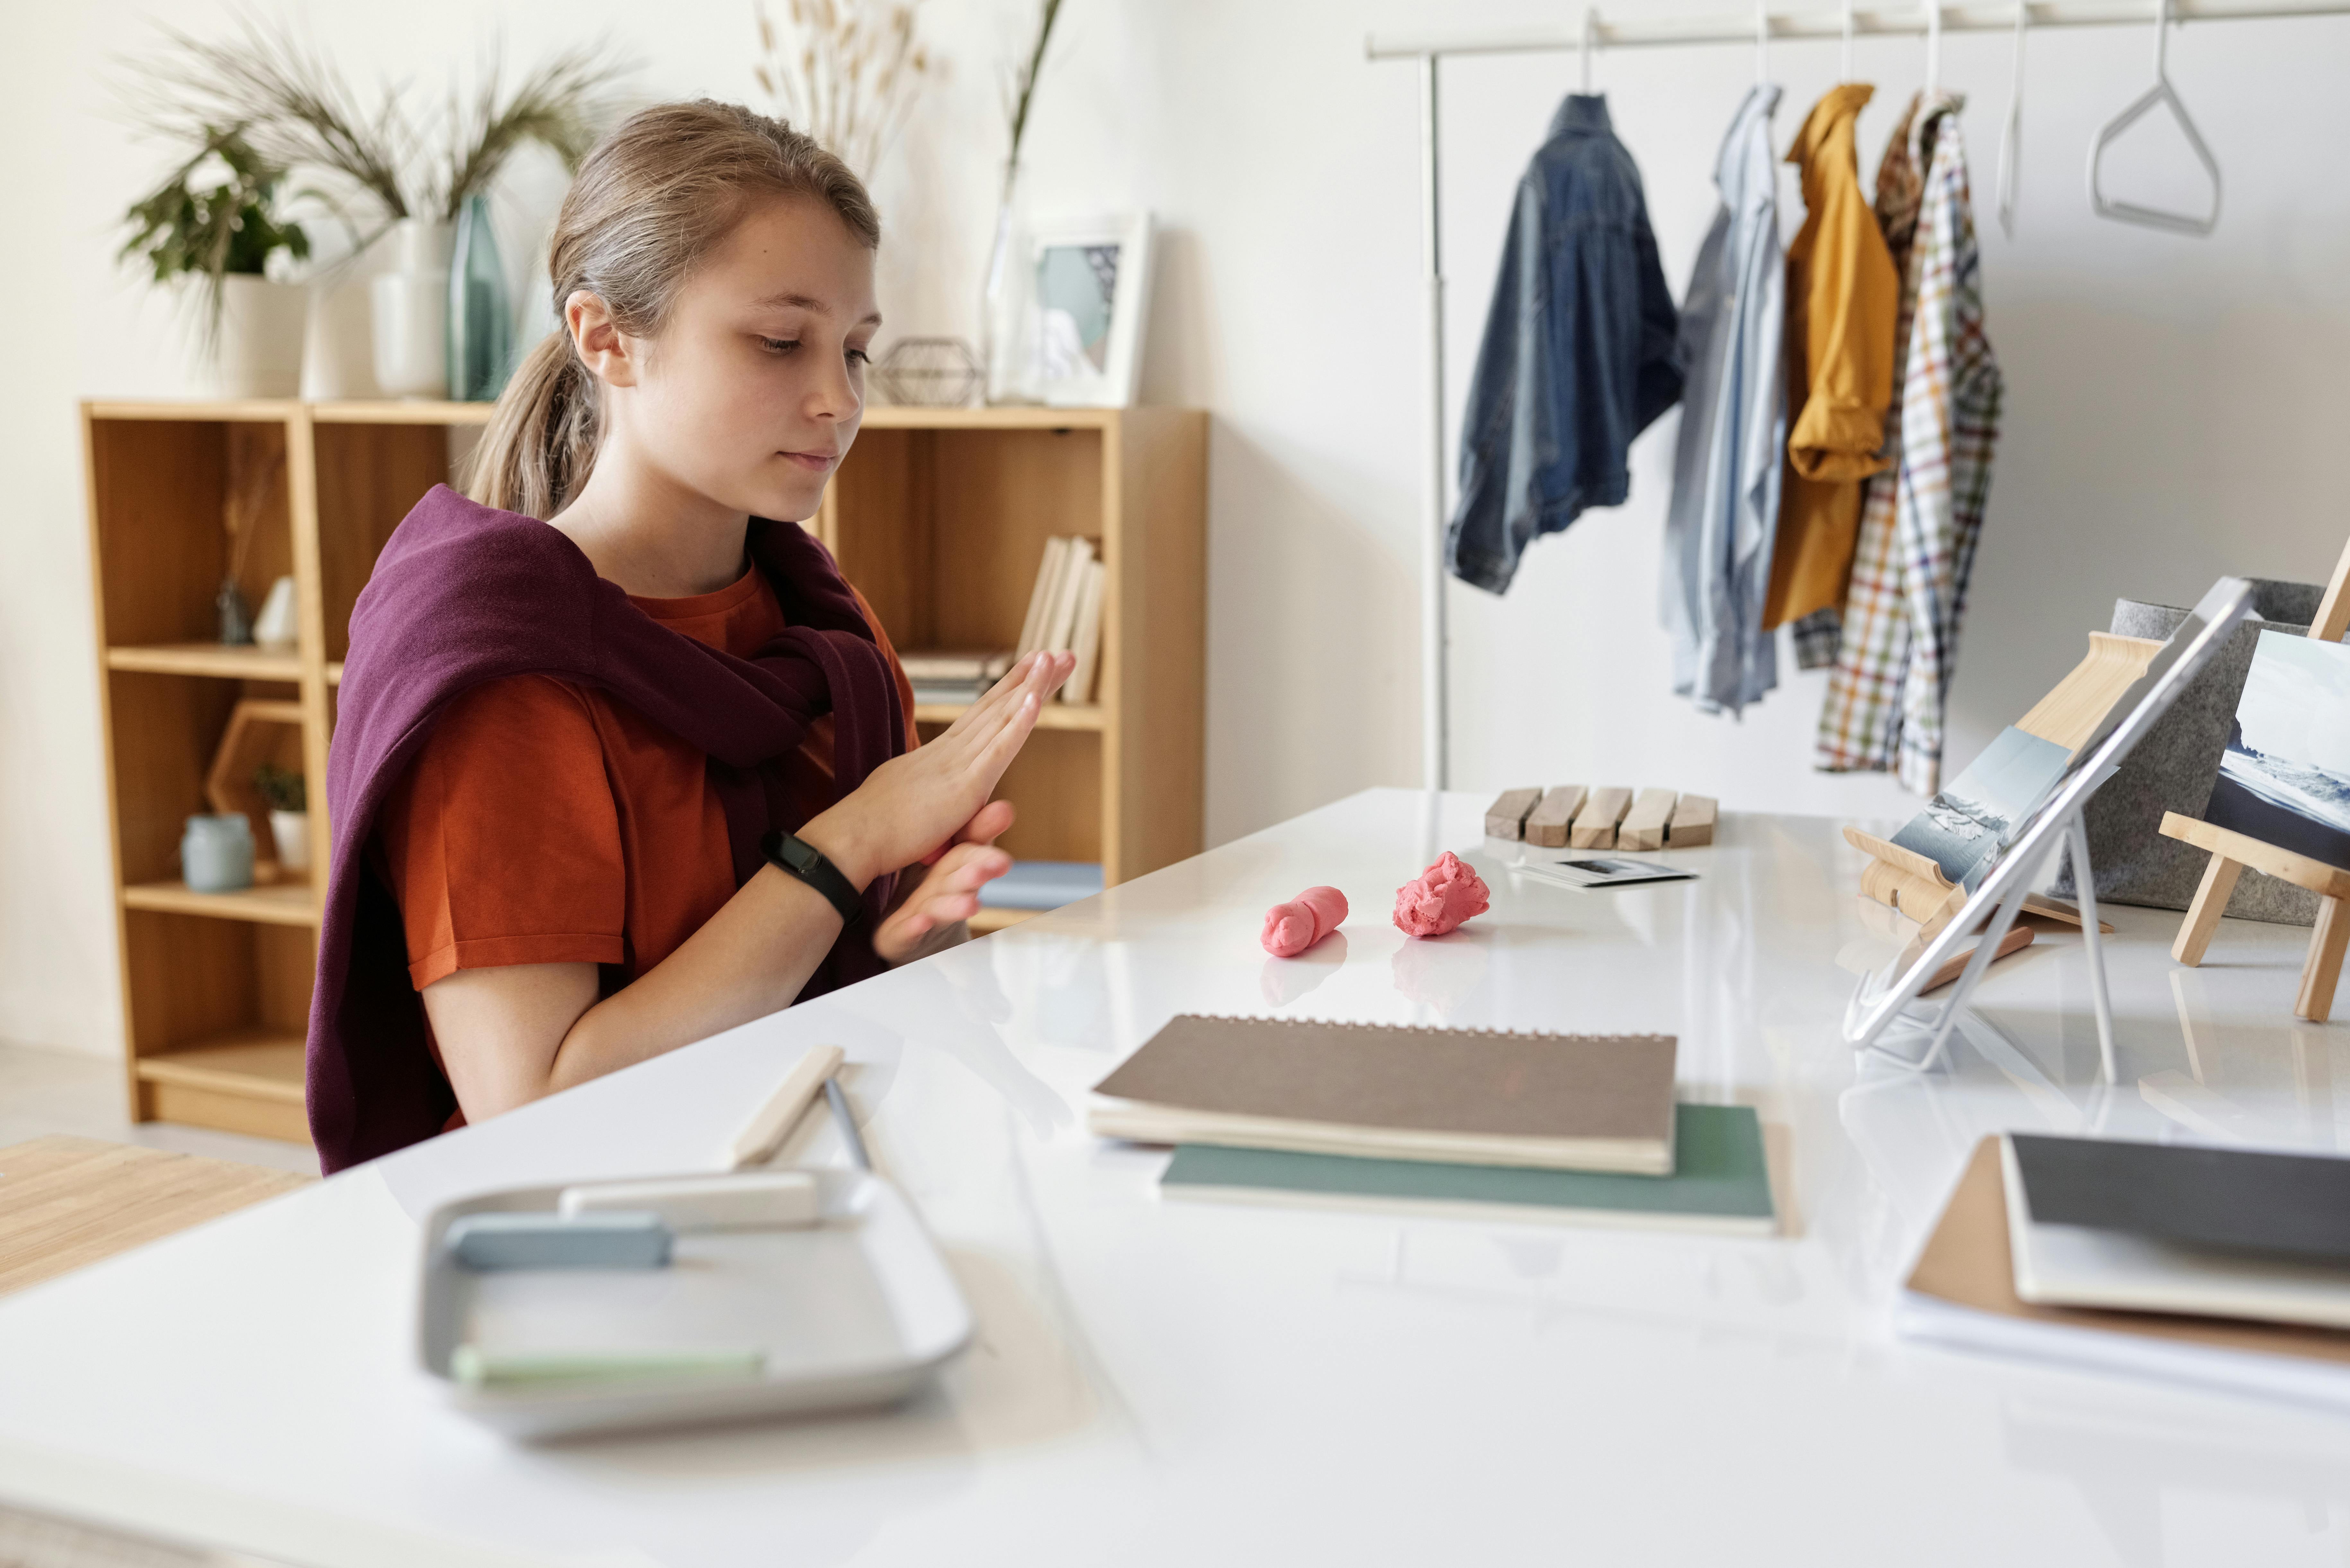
1581 7 1600 93
1997 1 2028 235
1841 0 1856 81
2087 0 2222 235
1755 0 1770 84
1924 0 1944 96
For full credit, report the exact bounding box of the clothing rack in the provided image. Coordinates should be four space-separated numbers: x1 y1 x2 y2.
1370 0 2350 791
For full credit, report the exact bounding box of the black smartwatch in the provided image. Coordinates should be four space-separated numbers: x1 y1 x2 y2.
760 830 863 924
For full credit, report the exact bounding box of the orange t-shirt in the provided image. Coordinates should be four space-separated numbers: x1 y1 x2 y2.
376 566 915 992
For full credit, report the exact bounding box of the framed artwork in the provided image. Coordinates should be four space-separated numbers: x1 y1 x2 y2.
2204 628 2350 870
1000 212 1153 408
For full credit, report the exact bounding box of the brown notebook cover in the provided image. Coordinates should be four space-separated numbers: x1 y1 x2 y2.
1908 1138 2350 1368
1091 1016 1678 1173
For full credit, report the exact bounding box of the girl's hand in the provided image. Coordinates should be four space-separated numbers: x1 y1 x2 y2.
871 801 1016 964
799 651 1073 890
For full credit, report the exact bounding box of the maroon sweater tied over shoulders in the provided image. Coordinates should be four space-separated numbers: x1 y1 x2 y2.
306 487 906 1173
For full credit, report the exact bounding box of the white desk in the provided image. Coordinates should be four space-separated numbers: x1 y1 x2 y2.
4 789 2349 1567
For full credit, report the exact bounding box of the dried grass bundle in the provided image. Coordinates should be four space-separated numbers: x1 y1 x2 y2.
753 0 934 179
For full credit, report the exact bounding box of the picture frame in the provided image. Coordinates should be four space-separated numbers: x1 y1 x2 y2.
997 211 1154 408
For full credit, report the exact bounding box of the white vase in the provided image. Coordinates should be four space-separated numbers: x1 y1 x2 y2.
371 219 455 400
269 810 310 874
212 275 307 398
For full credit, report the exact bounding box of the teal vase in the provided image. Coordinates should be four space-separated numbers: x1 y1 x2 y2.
447 194 514 402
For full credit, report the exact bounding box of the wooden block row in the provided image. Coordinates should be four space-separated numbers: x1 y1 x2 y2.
1487 787 1718 852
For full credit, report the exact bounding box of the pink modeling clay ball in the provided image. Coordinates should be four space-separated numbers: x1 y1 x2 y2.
1392 852 1490 938
1261 885 1349 957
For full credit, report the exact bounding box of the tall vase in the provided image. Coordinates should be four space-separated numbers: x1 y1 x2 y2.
371 218 454 400
978 162 1024 405
447 194 514 403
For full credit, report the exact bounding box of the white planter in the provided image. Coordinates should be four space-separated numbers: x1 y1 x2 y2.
371 219 455 400
212 275 307 398
269 810 311 873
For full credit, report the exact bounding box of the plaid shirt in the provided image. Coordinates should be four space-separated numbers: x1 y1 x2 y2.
1814 94 2003 793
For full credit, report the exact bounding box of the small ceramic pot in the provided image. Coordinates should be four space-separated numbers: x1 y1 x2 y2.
213 274 307 398
269 810 310 874
182 814 256 894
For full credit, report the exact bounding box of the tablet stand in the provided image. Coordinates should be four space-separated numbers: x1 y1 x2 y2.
1863 804 2118 1085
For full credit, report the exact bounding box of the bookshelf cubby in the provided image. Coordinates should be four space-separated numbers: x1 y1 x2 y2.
83 398 1206 1145
820 406 1207 929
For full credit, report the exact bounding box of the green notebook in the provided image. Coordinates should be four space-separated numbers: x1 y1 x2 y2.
1161 1103 1774 1236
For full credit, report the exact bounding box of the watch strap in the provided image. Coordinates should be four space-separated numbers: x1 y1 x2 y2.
760 829 863 924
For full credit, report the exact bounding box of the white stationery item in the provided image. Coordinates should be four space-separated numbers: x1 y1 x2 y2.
251 575 299 649
1517 855 1697 890
2001 1138 2350 1330
1062 556 1107 704
559 1171 821 1232
1017 536 1071 656
417 1167 972 1439
723 1043 845 1169
1844 577 2257 1079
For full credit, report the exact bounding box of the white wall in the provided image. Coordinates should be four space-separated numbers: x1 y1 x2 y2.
4 0 2347 1057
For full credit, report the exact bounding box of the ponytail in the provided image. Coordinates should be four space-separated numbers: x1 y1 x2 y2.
459 99 881 521
465 330 600 519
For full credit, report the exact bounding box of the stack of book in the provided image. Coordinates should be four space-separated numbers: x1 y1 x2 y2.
900 650 1017 709
1017 536 1107 706
1900 1133 2350 1409
1088 1016 1777 1234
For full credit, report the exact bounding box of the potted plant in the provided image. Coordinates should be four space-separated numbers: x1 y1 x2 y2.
119 126 311 397
128 20 626 400
254 762 309 874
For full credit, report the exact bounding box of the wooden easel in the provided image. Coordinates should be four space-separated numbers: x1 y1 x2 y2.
2164 535 2350 1023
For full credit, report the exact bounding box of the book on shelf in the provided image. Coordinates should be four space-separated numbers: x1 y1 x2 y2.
1063 557 1106 706
1009 536 1106 706
1090 1016 1680 1174
900 650 1016 684
1161 1102 1774 1235
1016 537 1070 657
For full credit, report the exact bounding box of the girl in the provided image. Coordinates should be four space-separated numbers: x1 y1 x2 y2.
305 101 1071 1172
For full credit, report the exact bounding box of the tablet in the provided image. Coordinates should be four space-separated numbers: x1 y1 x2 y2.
1843 576 2257 1058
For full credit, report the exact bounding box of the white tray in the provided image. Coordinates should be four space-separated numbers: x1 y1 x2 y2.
416 1168 971 1440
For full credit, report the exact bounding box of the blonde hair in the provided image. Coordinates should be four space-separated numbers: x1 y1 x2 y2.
465 100 881 520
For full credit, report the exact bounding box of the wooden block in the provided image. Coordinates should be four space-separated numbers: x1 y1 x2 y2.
1483 787 1542 841
1667 793 1718 847
1922 925 2036 993
2015 633 2164 759
2298 896 2349 1023
1616 788 1679 852
1522 785 1586 849
0 1137 309 1297
1569 787 1633 850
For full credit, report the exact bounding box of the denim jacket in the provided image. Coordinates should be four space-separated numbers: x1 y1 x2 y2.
1447 95 1684 595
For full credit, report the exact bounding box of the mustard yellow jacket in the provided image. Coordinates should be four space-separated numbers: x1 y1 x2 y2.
1765 84 1898 629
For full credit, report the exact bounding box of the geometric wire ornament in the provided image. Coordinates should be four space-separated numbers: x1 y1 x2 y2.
874 337 984 407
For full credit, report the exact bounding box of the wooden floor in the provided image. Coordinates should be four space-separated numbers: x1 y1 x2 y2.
0 1136 310 1298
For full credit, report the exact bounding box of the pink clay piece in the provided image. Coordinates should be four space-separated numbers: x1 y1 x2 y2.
1392 852 1490 938
1261 885 1350 957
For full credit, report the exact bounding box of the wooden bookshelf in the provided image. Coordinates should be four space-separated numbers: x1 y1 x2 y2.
820 406 1208 887
84 399 1206 1148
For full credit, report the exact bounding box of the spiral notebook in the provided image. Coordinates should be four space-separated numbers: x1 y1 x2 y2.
1089 1015 1678 1174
